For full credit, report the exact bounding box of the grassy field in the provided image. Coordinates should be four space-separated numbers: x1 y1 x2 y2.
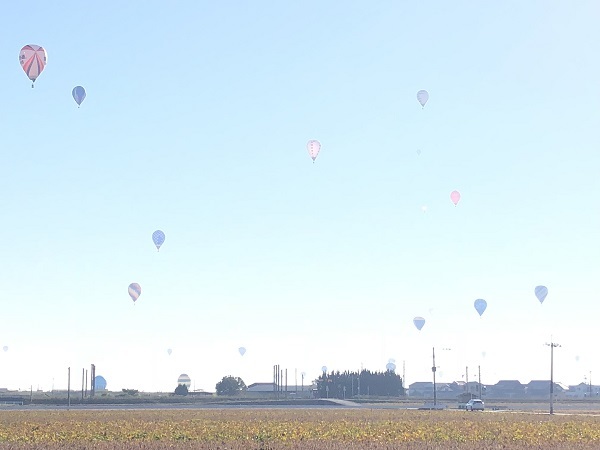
1 409 600 449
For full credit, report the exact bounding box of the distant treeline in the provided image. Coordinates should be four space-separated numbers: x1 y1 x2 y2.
315 370 404 399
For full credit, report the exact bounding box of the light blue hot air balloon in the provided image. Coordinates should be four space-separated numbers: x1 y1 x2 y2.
238 347 246 356
152 230 165 251
413 316 425 331
535 285 548 304
321 366 327 373
474 299 487 317
72 86 86 107
386 362 396 371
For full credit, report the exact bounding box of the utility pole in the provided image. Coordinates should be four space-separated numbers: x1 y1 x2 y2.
478 365 482 399
466 366 469 398
67 367 71 410
432 347 437 407
545 340 561 415
402 360 406 394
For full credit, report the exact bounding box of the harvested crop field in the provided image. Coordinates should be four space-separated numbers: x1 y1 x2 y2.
1 409 600 449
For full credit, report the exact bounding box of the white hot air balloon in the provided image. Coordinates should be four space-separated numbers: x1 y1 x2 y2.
307 139 321 162
417 90 429 108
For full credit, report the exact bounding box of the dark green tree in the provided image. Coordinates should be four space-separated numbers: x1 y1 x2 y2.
174 383 189 396
122 388 139 396
315 369 404 399
215 376 247 396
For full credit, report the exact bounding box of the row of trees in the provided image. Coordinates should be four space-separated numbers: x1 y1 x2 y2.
173 370 403 399
315 369 404 399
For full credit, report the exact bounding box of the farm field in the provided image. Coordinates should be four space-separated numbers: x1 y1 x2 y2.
1 409 600 449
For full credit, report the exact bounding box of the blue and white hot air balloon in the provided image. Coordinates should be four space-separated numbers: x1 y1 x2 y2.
413 316 426 331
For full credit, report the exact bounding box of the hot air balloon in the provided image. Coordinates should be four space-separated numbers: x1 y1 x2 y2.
535 285 548 304
128 283 141 304
321 366 327 373
307 139 321 162
474 299 487 317
238 347 246 356
388 358 396 364
450 190 461 206
152 230 165 251
94 376 107 391
72 86 86 107
19 45 47 88
2 346 7 352
167 348 172 356
386 362 396 371
413 317 426 331
177 374 191 388
417 90 429 108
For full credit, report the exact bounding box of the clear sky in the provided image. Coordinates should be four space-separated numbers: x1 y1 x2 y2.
0 1 599 393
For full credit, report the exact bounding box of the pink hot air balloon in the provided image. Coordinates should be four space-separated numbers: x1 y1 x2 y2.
19 45 47 88
307 140 321 162
450 190 461 206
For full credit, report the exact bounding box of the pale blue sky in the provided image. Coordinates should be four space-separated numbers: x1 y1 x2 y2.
0 1 599 392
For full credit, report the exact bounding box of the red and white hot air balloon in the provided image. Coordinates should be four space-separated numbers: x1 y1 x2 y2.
19 45 47 88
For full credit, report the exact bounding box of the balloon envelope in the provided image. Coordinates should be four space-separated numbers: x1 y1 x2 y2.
413 317 426 331
128 283 141 303
238 347 246 356
177 374 191 387
450 190 461 206
152 230 165 251
167 348 172 356
2 346 7 352
386 362 396 371
72 86 86 106
474 299 487 316
535 285 548 304
417 90 429 107
321 366 327 373
307 139 321 162
19 45 47 85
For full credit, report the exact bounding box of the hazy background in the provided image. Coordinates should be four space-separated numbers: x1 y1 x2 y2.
0 0 599 392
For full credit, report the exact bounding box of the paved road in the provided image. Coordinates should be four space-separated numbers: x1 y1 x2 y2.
3 399 600 414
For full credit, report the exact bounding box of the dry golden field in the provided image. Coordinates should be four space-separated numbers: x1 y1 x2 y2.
0 408 600 449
